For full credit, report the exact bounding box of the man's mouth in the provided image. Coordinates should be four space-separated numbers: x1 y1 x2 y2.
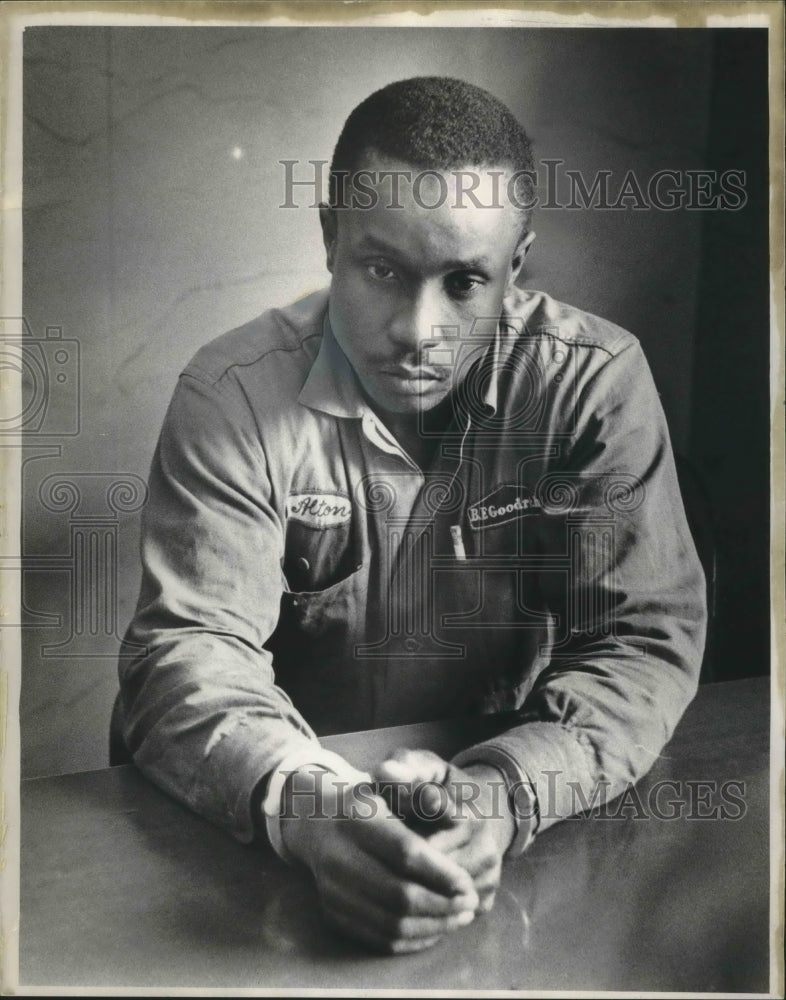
376 366 452 396
381 365 445 381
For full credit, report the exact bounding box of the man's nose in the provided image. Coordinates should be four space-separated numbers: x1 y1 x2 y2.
387 287 448 353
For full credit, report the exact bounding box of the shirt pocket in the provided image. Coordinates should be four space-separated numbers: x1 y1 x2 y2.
281 518 360 593
277 559 368 639
266 559 371 734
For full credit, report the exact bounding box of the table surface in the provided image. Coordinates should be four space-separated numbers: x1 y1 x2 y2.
20 677 773 992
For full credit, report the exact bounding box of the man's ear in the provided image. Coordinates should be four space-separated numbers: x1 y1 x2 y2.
319 203 338 273
507 230 536 290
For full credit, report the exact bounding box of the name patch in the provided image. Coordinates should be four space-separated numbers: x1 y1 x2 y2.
286 492 351 529
467 484 540 530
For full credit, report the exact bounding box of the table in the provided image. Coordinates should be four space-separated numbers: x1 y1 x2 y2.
20 678 773 992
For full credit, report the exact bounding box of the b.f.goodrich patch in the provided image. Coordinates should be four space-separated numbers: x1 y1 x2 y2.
467 484 540 530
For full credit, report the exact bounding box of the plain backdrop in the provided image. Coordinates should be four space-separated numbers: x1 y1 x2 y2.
19 26 770 777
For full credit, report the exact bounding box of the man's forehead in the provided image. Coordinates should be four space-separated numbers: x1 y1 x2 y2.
336 152 525 253
354 229 495 270
341 199 519 266
354 150 520 202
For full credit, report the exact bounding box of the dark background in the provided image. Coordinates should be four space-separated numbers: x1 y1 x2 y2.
19 27 770 777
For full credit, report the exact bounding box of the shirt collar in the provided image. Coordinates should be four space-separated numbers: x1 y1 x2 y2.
298 311 367 418
298 293 529 419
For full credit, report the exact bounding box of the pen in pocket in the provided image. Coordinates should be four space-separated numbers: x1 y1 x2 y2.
450 524 467 561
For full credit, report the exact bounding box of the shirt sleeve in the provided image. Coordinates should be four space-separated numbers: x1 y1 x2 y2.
453 338 707 836
118 369 324 843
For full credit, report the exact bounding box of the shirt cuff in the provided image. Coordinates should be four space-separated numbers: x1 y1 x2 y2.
455 720 603 838
262 747 372 864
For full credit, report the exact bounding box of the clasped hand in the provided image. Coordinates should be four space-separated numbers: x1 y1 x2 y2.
279 749 514 953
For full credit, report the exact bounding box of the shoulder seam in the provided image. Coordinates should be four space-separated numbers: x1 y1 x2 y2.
523 327 634 358
184 329 323 388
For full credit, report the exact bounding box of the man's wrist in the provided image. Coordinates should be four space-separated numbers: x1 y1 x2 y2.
261 749 372 865
460 762 517 855
451 745 539 856
278 767 322 864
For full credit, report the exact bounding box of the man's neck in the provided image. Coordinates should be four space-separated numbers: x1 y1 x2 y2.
374 395 457 471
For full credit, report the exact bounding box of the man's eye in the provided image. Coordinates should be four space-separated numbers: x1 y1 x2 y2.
447 274 484 296
366 263 397 281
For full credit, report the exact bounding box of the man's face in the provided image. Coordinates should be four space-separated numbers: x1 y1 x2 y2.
322 154 533 418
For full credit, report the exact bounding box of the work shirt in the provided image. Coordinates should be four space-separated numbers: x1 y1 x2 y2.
118 286 706 844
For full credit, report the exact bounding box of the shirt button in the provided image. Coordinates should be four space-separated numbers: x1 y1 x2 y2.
297 557 310 572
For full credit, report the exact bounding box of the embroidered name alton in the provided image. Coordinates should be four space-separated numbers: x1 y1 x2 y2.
286 493 351 529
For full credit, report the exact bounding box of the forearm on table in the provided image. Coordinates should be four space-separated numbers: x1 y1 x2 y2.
119 630 322 843
453 645 702 836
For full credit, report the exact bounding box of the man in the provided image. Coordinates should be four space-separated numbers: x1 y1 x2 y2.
115 77 706 953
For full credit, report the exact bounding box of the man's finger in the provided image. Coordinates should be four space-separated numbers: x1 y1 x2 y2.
476 888 498 914
376 749 447 785
428 826 498 878
353 811 478 901
320 880 475 946
377 779 458 832
423 818 473 854
323 901 444 955
376 753 461 835
322 839 479 918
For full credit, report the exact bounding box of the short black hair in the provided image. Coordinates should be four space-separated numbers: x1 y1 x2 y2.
329 76 535 230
